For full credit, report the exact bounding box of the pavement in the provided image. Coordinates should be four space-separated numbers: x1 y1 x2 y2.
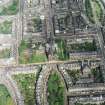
0 0 105 105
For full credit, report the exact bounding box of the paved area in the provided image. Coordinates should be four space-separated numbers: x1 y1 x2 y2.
0 0 105 105
0 0 12 6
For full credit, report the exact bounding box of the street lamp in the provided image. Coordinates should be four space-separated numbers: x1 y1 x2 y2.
40 15 45 20
55 30 60 33
0 0 2 4
27 0 33 7
52 0 56 4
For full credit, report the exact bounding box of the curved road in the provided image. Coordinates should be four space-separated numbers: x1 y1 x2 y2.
0 67 25 105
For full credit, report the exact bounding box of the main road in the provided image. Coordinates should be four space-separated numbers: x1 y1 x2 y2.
0 65 38 105
0 60 103 105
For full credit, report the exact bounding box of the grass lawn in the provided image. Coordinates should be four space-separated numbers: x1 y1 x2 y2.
91 67 104 83
0 48 11 58
30 18 42 33
18 40 29 64
85 0 103 23
91 0 103 22
69 41 97 52
13 73 36 105
0 84 14 105
29 53 47 63
85 0 95 23
55 39 69 60
47 71 65 105
19 40 47 64
0 21 12 34
0 0 19 15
